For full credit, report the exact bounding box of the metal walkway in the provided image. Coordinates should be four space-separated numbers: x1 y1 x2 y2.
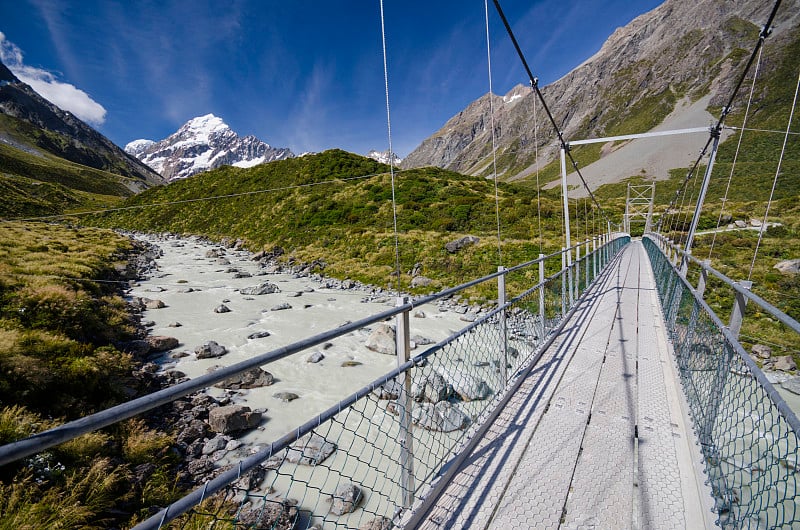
418 241 712 529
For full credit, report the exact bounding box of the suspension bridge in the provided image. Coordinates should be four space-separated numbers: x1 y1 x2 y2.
1 0 799 528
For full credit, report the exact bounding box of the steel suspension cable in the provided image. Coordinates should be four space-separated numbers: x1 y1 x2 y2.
485 0 502 265
379 0 402 293
748 67 800 281
533 90 543 254
709 46 764 259
490 0 613 231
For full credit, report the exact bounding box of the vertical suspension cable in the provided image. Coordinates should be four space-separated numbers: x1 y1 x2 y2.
485 0 502 265
379 0 402 293
710 46 764 260
748 68 800 281
533 89 543 254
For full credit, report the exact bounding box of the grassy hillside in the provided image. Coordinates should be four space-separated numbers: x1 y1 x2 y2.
0 114 142 219
88 149 587 297
0 222 181 527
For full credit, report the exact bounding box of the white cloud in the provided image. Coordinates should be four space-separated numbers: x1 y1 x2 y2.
0 32 107 126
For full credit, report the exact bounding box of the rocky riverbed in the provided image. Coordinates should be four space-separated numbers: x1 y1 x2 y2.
124 234 493 492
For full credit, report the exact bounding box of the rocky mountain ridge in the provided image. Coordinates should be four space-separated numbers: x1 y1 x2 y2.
126 114 294 181
403 0 800 186
0 60 163 190
366 149 402 165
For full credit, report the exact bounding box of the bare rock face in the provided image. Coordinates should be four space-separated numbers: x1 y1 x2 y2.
402 0 800 182
774 259 800 275
208 405 262 434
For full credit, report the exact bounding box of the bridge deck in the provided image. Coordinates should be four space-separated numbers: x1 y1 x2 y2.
418 241 712 529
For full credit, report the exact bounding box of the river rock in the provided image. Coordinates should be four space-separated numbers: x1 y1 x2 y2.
412 372 452 403
195 341 228 359
412 401 470 432
144 298 166 309
773 356 797 372
445 235 480 253
359 517 393 530
774 259 800 275
365 323 395 355
146 335 179 352
374 377 402 400
329 483 362 515
273 392 299 402
271 303 292 311
211 366 274 389
237 498 298 529
202 435 228 455
436 367 491 401
411 276 432 288
247 330 271 339
214 304 231 313
265 433 336 468
306 351 325 363
208 405 262 434
413 310 426 318
241 282 281 295
752 344 772 359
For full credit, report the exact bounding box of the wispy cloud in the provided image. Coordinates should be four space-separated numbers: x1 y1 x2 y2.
0 32 107 125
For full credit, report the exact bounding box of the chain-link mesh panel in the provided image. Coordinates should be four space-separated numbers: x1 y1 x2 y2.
644 236 800 529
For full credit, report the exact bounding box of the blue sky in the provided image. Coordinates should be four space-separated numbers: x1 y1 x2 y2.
0 0 662 157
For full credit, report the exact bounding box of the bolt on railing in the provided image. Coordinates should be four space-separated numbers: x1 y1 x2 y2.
644 233 800 529
0 236 630 529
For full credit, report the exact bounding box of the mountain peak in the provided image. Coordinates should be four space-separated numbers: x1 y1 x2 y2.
125 114 294 180
366 149 402 165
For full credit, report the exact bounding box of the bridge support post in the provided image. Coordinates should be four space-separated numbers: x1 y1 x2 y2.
539 254 545 338
696 260 710 299
728 280 753 339
395 296 415 508
575 241 581 299
498 266 508 383
592 237 598 280
561 248 567 317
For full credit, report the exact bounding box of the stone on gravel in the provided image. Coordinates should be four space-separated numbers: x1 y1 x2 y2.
208 405 262 434
365 323 395 355
412 401 470 432
195 341 228 359
240 282 281 295
329 483 362 515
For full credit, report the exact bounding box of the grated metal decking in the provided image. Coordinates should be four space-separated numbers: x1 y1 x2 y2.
419 241 711 529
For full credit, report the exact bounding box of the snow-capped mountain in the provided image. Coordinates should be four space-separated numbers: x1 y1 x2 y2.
366 149 402 165
125 114 294 181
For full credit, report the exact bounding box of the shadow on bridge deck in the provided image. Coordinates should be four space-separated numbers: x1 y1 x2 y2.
418 241 713 530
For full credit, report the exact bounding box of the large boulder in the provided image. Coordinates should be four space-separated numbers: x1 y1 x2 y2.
365 324 396 355
195 341 228 359
410 276 432 288
146 335 179 352
237 499 298 530
445 235 480 253
143 298 166 309
240 282 281 295
774 259 800 275
265 433 336 468
412 372 451 403
773 355 797 372
209 366 275 389
436 367 492 401
329 483 362 515
208 405 262 434
412 401 470 432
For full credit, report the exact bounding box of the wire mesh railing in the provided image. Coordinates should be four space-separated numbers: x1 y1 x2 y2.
644 233 800 529
0 234 628 529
